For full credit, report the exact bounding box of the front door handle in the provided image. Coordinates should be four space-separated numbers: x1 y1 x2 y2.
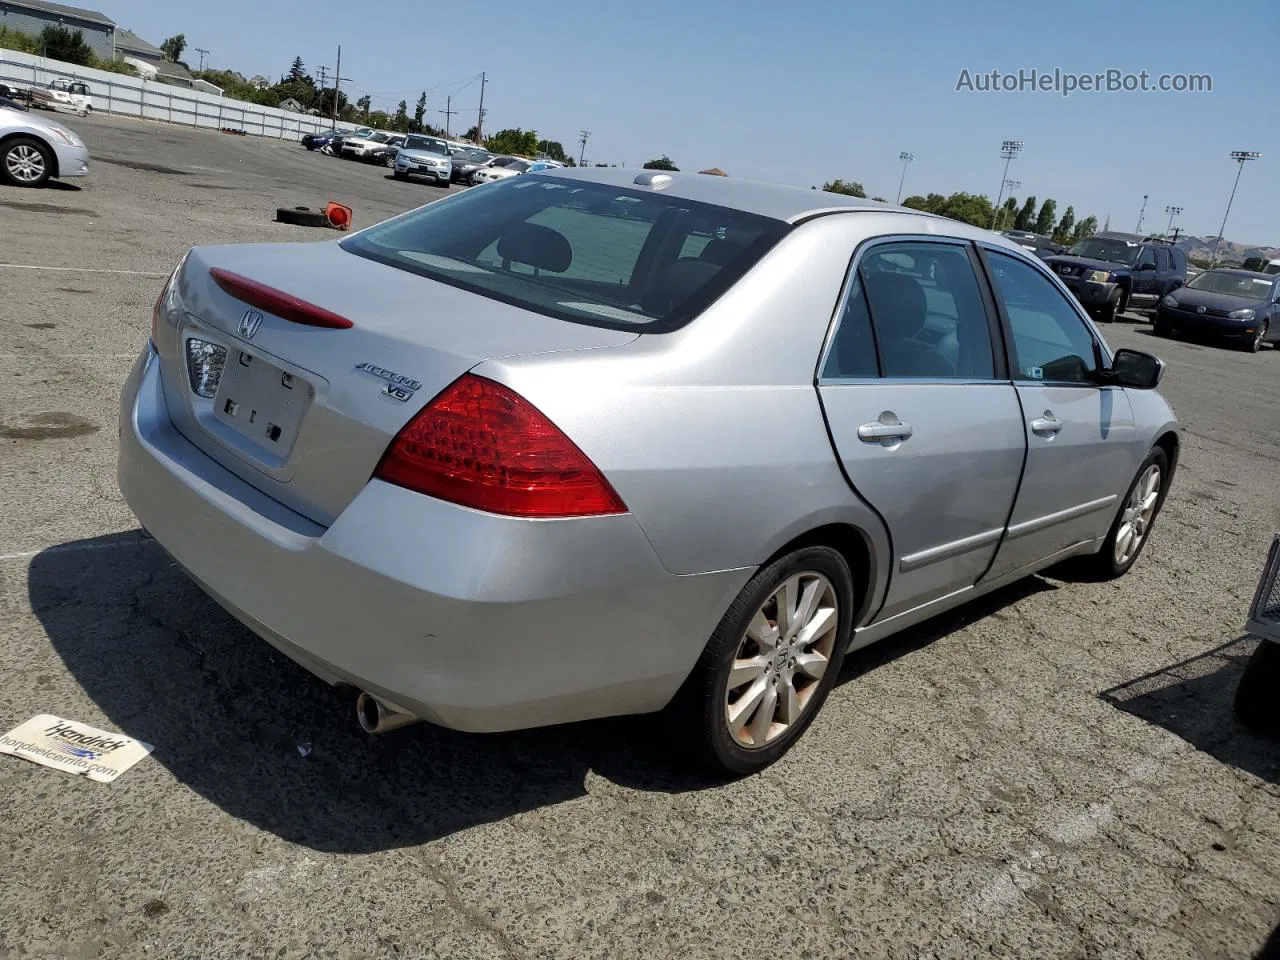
858 418 913 444
1030 414 1063 436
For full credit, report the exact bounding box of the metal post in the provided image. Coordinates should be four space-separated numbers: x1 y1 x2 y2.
989 140 1023 230
1134 194 1148 234
1209 151 1261 268
1164 205 1182 238
476 72 486 143
896 151 914 204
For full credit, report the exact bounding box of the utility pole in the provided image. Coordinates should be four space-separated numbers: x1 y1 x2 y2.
1134 194 1149 234
475 72 487 143
1209 150 1262 267
579 130 590 166
194 47 209 72
439 95 457 139
989 140 1023 230
330 46 353 128
896 151 914 204
1164 205 1182 238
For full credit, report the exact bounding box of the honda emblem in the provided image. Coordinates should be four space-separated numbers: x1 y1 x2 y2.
238 309 264 339
1196 306 1206 315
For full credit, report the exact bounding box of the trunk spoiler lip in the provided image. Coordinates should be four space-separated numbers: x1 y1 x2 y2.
209 267 354 330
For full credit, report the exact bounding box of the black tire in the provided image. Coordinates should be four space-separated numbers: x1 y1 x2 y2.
1242 320 1269 353
392 170 407 181
275 206 328 227
0 135 53 187
1153 314 1174 338
1075 447 1171 581
383 153 396 167
1235 641 1280 737
669 545 854 776
1097 293 1120 323
1115 290 1129 318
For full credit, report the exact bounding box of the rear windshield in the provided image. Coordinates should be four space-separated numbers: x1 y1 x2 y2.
340 176 789 332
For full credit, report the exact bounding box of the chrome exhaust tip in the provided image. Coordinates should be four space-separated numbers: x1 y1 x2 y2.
355 691 420 734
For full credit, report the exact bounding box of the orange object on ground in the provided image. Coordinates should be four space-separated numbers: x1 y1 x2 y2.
324 202 353 231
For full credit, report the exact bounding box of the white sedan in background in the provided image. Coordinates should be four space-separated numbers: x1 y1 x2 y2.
472 157 532 183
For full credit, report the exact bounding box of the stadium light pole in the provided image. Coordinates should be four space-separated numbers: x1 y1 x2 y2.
989 140 1023 230
995 180 1020 230
1134 194 1149 234
895 151 914 204
1164 205 1182 237
1209 151 1261 267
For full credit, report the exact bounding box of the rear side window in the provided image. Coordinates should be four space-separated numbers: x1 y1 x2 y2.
341 177 788 332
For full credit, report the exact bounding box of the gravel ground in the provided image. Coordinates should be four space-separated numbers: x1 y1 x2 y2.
0 114 1277 960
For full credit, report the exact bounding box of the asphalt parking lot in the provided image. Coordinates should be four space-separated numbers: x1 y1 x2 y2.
1 113 1278 959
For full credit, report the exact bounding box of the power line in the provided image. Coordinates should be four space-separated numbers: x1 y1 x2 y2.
194 47 208 72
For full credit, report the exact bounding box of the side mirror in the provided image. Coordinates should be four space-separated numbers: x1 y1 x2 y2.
1109 348 1165 389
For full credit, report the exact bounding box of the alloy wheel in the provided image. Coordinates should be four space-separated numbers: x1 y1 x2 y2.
1254 321 1269 352
1114 464 1162 566
5 144 46 183
724 572 839 748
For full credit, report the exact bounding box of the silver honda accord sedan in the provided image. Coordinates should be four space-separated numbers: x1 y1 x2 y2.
119 168 1178 774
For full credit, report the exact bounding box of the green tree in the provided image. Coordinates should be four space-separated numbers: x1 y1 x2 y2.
287 56 306 82
38 26 92 65
871 196 886 202
462 125 480 143
392 100 409 132
160 33 186 63
1053 206 1076 244
536 139 570 163
643 155 679 171
822 179 866 197
1071 216 1098 243
935 192 995 228
1013 195 1038 231
487 128 539 157
412 92 427 132
367 110 393 129
356 94 371 121
1034 199 1057 236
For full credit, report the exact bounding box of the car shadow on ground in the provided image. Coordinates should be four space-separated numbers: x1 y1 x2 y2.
31 532 1053 853
1099 636 1279 786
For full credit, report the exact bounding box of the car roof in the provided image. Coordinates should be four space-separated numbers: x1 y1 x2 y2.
530 167 922 224
1211 268 1275 279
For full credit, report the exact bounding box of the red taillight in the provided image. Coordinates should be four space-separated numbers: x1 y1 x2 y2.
209 267 353 329
374 374 626 518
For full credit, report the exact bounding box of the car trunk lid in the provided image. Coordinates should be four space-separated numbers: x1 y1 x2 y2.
154 241 638 526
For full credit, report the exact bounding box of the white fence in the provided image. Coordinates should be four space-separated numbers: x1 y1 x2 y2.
1 48 350 141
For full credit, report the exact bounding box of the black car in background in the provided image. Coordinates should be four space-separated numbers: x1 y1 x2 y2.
1042 232 1187 322
1154 269 1280 352
1000 229 1065 259
449 146 495 183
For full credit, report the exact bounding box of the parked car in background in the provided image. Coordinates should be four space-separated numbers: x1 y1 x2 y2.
123 169 1178 775
393 134 453 185
342 131 404 163
1154 269 1280 352
1000 229 1064 259
302 129 342 151
472 157 532 182
366 135 407 167
448 146 494 184
28 78 92 117
1042 232 1187 322
323 127 374 156
1 100 89 187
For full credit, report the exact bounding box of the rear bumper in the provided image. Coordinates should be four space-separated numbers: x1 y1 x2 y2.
117 344 746 732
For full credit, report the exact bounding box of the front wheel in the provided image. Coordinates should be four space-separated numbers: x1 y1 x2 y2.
1077 447 1170 581
1153 314 1174 338
1 136 52 187
1242 320 1269 353
670 546 853 776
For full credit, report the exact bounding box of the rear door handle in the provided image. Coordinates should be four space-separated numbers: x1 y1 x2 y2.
858 420 913 443
1030 415 1063 436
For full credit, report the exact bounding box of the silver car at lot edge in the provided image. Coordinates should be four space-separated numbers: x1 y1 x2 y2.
119 169 1178 774
1 101 89 187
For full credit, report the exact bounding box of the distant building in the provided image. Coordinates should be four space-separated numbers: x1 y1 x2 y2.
0 0 116 59
115 28 196 86
277 97 304 113
248 75 269 90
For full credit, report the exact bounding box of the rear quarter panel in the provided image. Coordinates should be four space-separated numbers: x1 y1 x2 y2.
472 213 957 622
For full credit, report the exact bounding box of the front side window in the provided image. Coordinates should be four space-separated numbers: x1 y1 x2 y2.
986 251 1099 384
1137 247 1158 270
341 177 788 331
824 241 996 380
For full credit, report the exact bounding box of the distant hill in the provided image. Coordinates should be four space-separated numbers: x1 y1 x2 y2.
1159 233 1279 265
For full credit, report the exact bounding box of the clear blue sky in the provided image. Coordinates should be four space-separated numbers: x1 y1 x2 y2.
105 0 1277 245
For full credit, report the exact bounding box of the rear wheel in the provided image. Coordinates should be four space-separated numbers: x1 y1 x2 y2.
672 546 853 776
1 136 52 187
1235 641 1280 736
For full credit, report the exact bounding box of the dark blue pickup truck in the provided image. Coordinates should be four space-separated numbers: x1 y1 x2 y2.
1042 232 1188 322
